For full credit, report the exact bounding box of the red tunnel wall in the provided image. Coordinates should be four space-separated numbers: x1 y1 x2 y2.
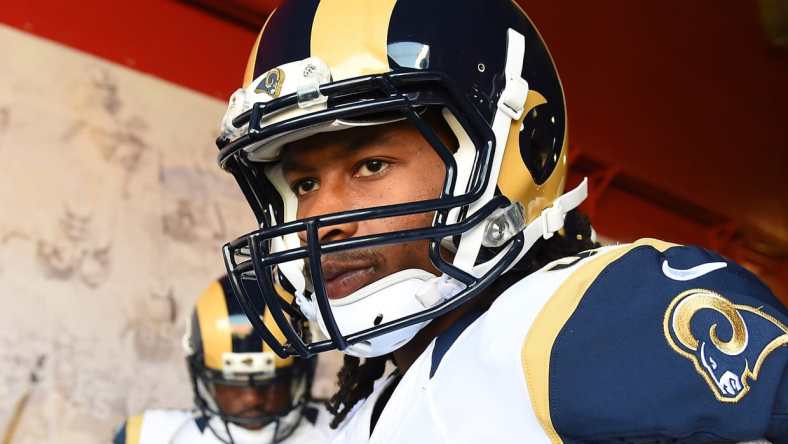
1 1 785 303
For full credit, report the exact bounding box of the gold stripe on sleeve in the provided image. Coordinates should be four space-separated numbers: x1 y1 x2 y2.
125 414 143 444
522 239 677 443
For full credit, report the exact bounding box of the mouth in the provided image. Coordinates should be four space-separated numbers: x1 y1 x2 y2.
237 409 265 419
322 264 376 300
231 410 271 430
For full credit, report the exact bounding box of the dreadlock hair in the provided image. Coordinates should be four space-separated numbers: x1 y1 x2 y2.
325 210 598 428
325 353 390 428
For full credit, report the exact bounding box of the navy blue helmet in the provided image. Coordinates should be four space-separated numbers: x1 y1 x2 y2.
216 0 587 358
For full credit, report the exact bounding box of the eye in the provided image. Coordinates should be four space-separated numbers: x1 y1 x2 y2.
292 178 320 196
355 159 390 177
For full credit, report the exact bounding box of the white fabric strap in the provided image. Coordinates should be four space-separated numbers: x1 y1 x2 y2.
519 177 589 258
453 28 530 271
468 178 588 279
498 29 529 120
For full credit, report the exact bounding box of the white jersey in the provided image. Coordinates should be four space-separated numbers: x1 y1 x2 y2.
329 240 788 443
114 402 333 444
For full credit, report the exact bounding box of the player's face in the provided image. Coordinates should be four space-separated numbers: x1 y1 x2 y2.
212 381 291 430
281 117 455 300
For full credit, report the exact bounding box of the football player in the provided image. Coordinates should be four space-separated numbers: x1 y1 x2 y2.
113 275 330 444
214 0 788 442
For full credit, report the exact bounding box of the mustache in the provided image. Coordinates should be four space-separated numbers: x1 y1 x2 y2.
234 404 266 415
230 402 287 419
222 402 270 422
303 248 385 284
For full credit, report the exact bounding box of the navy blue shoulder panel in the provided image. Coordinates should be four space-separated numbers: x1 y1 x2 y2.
548 244 788 442
768 370 788 442
112 420 127 444
303 405 319 425
430 309 485 378
195 415 209 433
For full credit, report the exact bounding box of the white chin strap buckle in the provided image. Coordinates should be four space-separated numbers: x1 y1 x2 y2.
414 275 465 308
540 200 565 240
537 178 589 241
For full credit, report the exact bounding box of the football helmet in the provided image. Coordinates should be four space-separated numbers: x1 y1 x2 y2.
183 275 314 443
216 0 587 358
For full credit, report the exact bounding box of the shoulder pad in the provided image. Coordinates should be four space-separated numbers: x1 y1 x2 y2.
523 238 788 442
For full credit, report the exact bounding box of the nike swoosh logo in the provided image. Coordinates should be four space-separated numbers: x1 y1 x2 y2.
662 260 727 281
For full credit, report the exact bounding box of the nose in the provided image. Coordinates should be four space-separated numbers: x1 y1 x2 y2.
296 184 360 244
262 389 283 412
238 387 266 406
314 221 359 243
296 219 359 245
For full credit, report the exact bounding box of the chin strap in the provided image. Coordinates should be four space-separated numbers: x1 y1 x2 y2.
466 178 589 279
506 178 589 274
534 178 588 240
452 28 530 272
412 178 588 308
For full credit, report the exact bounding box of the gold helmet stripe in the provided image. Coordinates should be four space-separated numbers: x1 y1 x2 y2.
243 9 277 88
497 90 568 224
310 0 398 81
196 280 232 369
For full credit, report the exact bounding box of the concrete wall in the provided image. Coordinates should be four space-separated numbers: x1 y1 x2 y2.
0 25 339 443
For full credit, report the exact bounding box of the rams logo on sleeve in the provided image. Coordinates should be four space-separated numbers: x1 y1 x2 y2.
664 289 788 402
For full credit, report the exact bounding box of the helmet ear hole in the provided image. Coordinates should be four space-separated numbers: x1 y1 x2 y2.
519 102 564 185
